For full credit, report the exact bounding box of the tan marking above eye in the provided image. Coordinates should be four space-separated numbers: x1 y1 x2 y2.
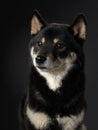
41 37 45 43
53 38 59 43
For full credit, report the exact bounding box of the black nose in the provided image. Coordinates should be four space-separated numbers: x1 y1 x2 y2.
36 55 46 64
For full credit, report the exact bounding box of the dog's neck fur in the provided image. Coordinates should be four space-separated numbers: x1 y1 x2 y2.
36 61 73 91
29 64 85 113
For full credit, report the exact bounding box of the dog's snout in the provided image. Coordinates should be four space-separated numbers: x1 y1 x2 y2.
36 55 46 64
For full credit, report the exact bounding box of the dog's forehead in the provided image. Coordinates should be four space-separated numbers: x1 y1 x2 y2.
41 24 69 41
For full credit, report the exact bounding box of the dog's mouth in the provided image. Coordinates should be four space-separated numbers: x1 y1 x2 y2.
34 55 74 72
37 66 47 70
34 57 66 72
36 63 57 71
36 63 66 72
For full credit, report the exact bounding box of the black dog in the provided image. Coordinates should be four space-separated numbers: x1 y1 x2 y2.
19 10 87 130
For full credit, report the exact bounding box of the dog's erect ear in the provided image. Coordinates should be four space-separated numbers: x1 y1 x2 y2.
70 14 87 40
31 10 47 35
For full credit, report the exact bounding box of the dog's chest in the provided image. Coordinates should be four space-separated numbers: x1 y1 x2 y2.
42 73 63 91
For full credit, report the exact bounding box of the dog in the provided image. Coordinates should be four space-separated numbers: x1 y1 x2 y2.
19 10 87 130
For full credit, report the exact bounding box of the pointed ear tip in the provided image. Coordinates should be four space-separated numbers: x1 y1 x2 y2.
77 13 87 22
78 13 85 17
32 9 40 16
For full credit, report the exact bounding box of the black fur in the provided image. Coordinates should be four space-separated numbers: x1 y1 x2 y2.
19 10 87 130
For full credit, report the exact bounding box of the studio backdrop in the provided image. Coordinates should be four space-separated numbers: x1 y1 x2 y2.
2 0 98 130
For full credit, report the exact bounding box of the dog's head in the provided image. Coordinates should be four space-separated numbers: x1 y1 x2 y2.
30 10 87 74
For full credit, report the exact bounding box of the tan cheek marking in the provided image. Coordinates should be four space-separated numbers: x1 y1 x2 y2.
70 52 77 62
53 38 59 43
48 53 54 59
41 37 45 43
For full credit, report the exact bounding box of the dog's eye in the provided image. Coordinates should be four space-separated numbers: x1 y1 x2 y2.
56 42 65 50
38 41 44 46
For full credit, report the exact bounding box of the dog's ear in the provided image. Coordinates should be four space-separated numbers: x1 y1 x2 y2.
31 10 47 35
70 14 87 40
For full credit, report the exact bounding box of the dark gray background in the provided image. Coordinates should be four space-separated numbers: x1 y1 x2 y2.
2 0 98 130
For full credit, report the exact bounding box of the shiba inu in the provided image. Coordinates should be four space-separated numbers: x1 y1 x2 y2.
19 10 87 130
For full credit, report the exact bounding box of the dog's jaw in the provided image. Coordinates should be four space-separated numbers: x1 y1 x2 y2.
36 58 74 91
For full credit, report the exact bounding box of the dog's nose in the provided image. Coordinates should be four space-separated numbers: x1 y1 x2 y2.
36 55 46 64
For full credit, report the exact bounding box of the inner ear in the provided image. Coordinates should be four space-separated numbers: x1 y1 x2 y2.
70 14 87 40
31 10 47 35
